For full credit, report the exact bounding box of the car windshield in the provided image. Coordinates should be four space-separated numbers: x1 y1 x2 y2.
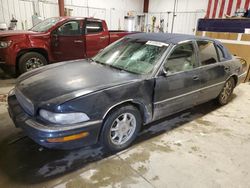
92 38 168 75
30 17 61 32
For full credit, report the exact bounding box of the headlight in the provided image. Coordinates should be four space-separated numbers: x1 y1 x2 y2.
39 109 90 125
0 40 12 48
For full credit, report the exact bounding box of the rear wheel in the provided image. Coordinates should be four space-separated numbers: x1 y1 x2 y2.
217 77 235 105
18 52 47 74
101 105 142 152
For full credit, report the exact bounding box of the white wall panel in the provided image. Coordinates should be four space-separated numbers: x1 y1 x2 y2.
147 0 207 34
0 0 143 30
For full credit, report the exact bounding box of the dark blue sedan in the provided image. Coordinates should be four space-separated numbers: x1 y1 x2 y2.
8 33 247 151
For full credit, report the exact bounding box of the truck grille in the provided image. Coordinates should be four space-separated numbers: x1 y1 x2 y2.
15 89 34 116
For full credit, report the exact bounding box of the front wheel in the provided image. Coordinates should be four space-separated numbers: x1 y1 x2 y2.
217 77 235 105
18 52 47 74
101 105 142 152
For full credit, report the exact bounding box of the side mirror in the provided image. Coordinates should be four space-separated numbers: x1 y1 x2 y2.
52 32 58 39
162 68 169 77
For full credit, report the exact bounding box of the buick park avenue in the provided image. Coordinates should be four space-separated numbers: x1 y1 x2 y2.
8 33 246 151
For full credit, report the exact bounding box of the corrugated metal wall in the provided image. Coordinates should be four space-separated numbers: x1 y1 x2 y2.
0 0 143 30
0 0 34 30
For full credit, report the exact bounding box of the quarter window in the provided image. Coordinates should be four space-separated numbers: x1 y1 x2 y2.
197 41 218 65
164 42 196 74
86 21 103 33
57 21 81 36
217 45 226 61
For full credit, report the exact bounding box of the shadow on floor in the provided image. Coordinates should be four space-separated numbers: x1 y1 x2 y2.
0 68 12 80
0 95 236 185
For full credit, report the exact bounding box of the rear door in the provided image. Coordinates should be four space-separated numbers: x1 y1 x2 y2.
153 41 201 121
51 20 85 62
84 19 109 58
195 40 230 104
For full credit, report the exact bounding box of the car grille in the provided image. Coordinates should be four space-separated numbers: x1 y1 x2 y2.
15 88 34 116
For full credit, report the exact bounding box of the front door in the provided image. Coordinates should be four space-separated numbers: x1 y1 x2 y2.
51 20 85 62
153 41 201 120
85 19 109 58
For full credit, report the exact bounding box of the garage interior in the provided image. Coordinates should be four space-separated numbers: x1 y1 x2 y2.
1 0 250 187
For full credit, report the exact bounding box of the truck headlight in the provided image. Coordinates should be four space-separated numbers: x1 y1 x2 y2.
39 109 90 125
0 41 12 48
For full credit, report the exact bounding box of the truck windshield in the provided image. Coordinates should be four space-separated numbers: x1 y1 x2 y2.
93 38 168 75
30 17 61 32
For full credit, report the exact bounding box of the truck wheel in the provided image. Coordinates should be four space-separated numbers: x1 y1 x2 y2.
217 77 235 105
101 105 142 152
18 52 47 74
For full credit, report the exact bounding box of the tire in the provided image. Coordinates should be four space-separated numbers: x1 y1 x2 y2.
101 105 142 152
18 52 47 74
217 77 235 105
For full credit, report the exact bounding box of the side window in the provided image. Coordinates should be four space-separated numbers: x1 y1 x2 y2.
86 21 103 34
57 21 81 36
217 45 226 61
197 41 218 65
164 42 196 74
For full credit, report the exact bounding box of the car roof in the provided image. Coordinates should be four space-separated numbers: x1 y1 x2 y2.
125 33 213 45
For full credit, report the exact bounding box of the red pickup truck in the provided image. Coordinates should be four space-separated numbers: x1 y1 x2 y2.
0 17 135 75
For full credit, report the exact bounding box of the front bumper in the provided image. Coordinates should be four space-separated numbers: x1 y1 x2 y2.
0 48 16 75
8 95 102 149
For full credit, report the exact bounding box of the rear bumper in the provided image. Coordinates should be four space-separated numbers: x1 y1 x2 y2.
8 94 102 150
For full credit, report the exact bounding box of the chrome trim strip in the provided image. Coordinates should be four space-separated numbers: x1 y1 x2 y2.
0 61 5 64
102 99 133 119
154 81 225 105
238 72 247 78
25 119 102 133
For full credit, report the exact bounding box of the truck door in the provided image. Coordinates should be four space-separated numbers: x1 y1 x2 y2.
51 20 85 62
85 19 109 58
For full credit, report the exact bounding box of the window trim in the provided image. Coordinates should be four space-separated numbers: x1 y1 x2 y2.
54 20 82 36
156 40 199 76
85 20 104 34
196 39 220 67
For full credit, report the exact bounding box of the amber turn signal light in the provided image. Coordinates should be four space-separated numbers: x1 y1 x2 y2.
47 132 89 143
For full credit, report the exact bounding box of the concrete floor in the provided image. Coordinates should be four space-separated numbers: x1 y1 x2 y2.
0 69 250 188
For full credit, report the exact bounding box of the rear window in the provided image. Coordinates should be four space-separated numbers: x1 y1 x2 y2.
86 21 103 33
197 41 218 65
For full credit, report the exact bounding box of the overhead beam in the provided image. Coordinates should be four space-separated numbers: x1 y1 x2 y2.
58 0 65 16
143 0 149 13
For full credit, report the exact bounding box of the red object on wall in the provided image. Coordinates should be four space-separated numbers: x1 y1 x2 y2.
58 0 65 16
143 0 149 13
206 0 250 19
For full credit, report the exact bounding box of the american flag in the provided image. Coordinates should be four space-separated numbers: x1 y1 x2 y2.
206 0 250 18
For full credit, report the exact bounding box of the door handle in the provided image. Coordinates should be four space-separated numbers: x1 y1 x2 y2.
193 75 199 81
100 36 107 40
74 40 83 43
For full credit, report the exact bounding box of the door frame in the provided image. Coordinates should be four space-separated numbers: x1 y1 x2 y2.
152 40 202 120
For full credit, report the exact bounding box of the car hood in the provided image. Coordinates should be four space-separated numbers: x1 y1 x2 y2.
16 60 141 106
0 30 41 38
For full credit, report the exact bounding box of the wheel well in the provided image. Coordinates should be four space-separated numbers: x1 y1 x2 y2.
231 75 238 86
103 101 145 123
16 48 49 71
98 101 147 141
